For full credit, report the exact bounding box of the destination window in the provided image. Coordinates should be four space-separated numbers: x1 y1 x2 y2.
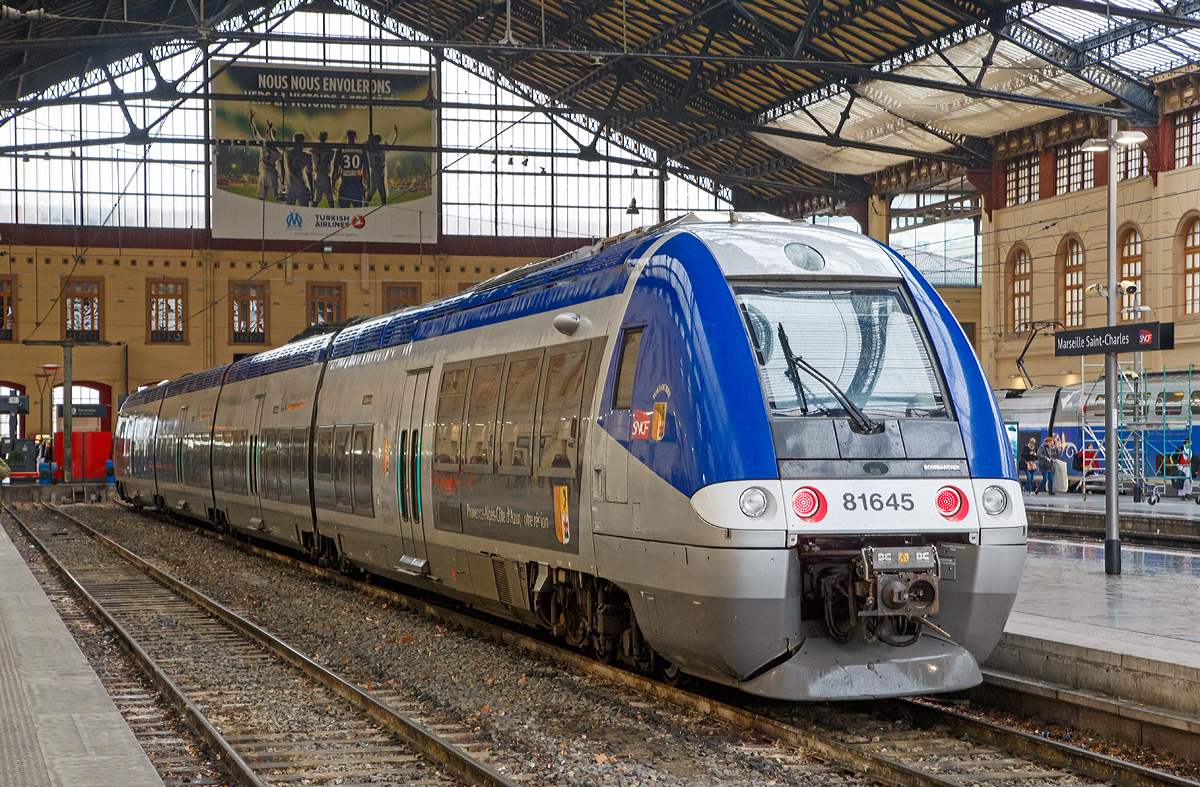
230 282 267 344
147 278 187 343
62 277 102 341
308 282 344 326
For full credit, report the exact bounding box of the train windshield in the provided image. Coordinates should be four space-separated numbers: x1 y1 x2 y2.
735 285 948 420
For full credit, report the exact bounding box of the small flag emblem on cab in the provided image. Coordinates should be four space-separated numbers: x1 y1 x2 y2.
554 485 570 545
651 401 668 441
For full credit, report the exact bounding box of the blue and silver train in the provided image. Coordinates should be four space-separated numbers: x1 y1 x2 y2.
116 213 1026 701
998 376 1200 498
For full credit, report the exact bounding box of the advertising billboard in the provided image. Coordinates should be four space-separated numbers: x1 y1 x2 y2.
211 61 436 243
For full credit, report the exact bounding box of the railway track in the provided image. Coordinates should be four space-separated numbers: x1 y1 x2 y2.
13 531 229 787
2 502 525 787
21 500 1200 787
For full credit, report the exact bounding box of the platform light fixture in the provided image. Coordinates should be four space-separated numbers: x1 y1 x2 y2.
1083 120 1150 576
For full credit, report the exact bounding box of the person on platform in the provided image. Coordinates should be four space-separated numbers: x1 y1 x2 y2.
1179 438 1193 498
1036 436 1059 496
249 109 282 202
284 132 313 207
364 124 398 205
1019 437 1038 493
309 131 335 208
333 129 366 208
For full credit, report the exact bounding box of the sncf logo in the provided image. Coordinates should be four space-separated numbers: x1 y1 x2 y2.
1139 329 1153 345
631 409 651 439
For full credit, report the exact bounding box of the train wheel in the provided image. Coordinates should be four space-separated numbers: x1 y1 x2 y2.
660 661 686 687
563 606 588 649
593 635 617 665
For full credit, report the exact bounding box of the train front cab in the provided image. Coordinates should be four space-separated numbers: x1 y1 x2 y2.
591 219 1026 701
115 383 168 506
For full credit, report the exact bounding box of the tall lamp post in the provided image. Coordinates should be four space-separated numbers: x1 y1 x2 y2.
1082 120 1147 576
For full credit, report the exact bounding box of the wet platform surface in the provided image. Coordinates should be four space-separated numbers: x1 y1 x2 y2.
1013 537 1200 641
984 535 1200 722
1022 488 1200 520
0 522 161 787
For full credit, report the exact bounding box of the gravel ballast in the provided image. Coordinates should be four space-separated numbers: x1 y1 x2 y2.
45 502 834 787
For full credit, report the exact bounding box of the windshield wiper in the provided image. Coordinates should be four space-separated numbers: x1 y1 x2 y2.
777 323 884 435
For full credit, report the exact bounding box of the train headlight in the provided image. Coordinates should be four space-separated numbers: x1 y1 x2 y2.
739 487 769 518
981 485 1008 515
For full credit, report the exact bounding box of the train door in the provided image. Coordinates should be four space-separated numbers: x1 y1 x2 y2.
249 394 266 529
394 369 430 574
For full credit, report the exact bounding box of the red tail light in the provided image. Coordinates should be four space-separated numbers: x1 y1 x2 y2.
792 486 826 522
935 485 969 521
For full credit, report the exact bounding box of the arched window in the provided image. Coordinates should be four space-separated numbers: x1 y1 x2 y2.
0 383 24 441
51 383 112 434
1011 248 1031 333
1120 229 1143 321
1063 239 1085 328
1186 218 1200 315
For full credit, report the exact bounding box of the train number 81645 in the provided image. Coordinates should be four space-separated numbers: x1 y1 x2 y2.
842 492 914 512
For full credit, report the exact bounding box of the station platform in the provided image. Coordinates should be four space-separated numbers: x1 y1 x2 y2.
1022 488 1200 545
0 522 161 787
980 536 1200 753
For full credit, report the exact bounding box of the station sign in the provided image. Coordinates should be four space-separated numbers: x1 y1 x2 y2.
55 404 108 418
0 395 29 414
1054 322 1174 357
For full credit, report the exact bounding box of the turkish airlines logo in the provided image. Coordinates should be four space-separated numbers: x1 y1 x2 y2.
351 215 366 229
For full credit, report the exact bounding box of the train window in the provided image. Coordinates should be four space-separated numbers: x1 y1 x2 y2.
314 426 335 507
352 425 374 516
464 363 502 471
263 430 278 499
398 430 409 521
250 432 260 495
410 430 421 525
232 429 248 494
612 328 643 410
434 367 468 468
1193 391 1200 416
212 431 225 492
735 286 947 420
291 427 308 504
278 429 292 502
539 348 589 473
1163 391 1184 417
499 356 541 473
333 426 353 511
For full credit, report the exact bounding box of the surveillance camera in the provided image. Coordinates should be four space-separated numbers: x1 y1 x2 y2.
1086 283 1107 297
1119 279 1139 295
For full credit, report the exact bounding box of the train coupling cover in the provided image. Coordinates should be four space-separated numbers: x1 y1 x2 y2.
857 545 939 619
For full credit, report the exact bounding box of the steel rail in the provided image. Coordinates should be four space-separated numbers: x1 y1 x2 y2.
2 502 266 787
108 500 1200 787
26 503 522 787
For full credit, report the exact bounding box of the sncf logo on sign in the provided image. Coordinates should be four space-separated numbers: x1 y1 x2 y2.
631 409 652 440
1140 329 1153 345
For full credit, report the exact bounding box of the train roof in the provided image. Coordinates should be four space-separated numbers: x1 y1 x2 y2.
122 214 918 406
